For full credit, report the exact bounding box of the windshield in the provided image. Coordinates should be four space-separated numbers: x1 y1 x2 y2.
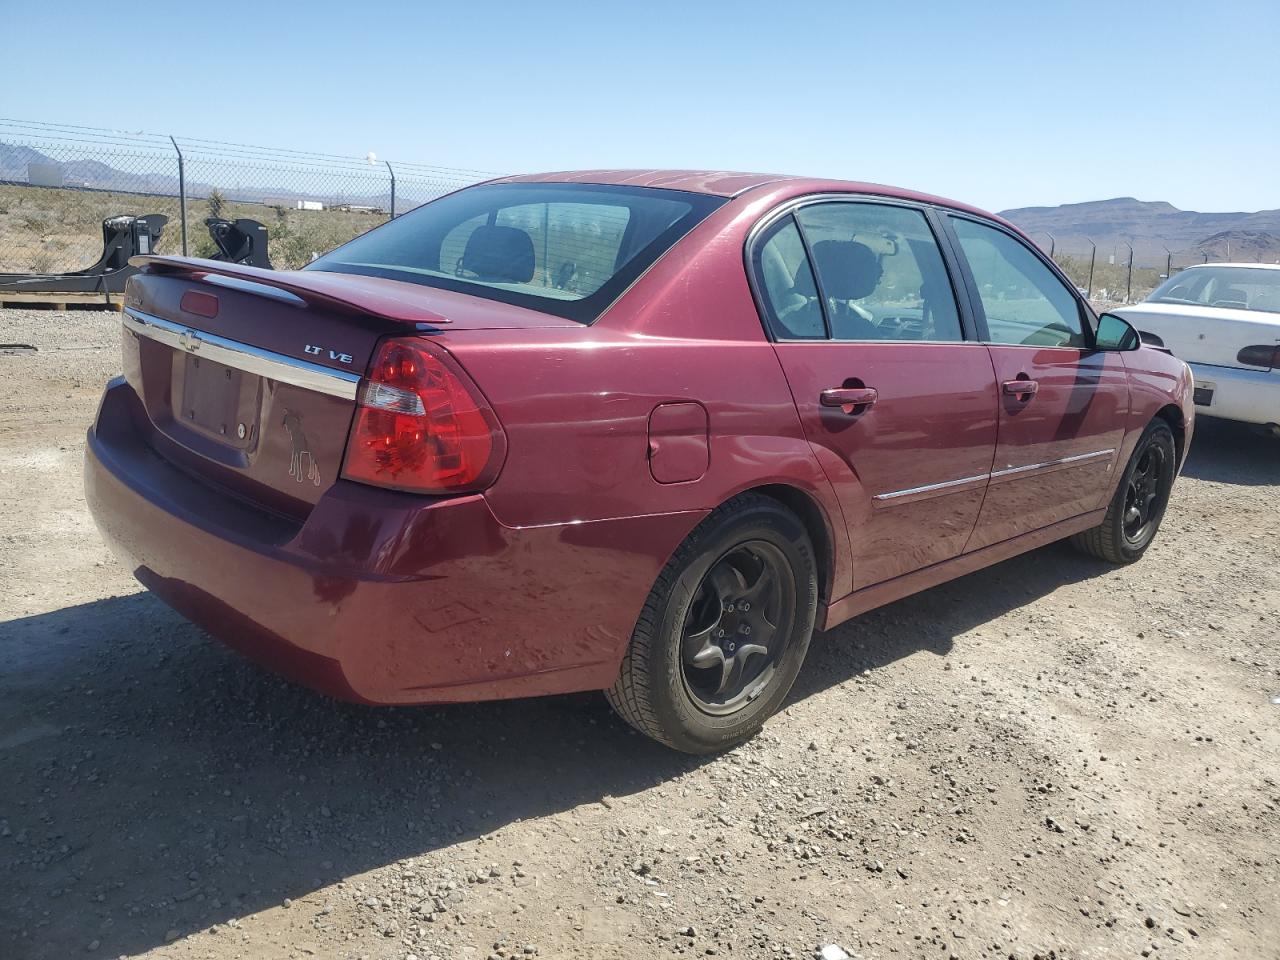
307 182 724 323
1146 266 1280 313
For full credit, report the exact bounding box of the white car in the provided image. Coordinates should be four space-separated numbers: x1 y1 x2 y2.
1116 263 1280 432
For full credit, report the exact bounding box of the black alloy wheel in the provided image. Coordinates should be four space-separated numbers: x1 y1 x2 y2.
1122 442 1168 544
607 493 818 754
1071 419 1177 564
680 541 796 715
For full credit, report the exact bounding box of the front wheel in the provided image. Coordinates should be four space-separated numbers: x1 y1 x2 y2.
606 493 818 754
1071 419 1177 564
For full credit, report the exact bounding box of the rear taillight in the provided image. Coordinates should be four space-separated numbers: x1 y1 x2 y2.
341 338 505 494
1236 344 1280 369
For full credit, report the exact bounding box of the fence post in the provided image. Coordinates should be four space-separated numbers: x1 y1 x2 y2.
169 135 188 256
385 160 396 218
1123 241 1134 303
1086 238 1096 300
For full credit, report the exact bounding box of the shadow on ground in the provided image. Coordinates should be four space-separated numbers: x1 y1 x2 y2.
1180 416 1280 485
0 536 1119 959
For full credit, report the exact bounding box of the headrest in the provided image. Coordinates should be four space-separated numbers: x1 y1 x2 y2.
809 240 881 300
460 225 535 283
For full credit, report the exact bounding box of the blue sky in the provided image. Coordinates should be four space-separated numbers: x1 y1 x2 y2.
3 0 1277 212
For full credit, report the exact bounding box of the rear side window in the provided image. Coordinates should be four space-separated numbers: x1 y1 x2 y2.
309 183 724 323
950 217 1086 348
754 217 826 339
752 200 964 342
794 203 963 342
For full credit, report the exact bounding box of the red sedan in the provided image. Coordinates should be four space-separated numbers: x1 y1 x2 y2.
85 170 1194 752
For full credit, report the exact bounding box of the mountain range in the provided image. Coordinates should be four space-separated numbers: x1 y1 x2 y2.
999 197 1280 264
4 141 1278 265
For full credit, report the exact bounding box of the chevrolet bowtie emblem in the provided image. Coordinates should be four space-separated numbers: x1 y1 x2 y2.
179 328 202 353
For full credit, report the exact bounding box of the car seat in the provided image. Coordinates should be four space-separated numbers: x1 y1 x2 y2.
804 240 882 339
458 225 536 283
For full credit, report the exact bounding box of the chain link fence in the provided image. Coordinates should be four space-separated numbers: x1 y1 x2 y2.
1031 235 1279 307
0 119 493 274
4 119 1275 306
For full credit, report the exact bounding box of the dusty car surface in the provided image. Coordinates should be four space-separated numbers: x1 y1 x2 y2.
85 170 1195 752
1115 263 1280 432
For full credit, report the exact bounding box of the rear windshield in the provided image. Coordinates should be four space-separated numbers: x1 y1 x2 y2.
307 182 725 323
1147 266 1280 314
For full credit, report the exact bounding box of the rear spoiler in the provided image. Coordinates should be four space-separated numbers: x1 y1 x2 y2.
128 255 451 326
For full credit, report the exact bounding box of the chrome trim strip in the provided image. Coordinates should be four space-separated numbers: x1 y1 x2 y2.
990 448 1115 479
122 308 361 401
872 472 990 503
872 447 1116 504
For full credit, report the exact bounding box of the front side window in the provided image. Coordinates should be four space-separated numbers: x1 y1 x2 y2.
308 183 724 323
1147 266 1280 313
950 217 1086 348
793 202 964 342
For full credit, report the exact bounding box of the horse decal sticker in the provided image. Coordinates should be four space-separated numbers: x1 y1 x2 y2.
282 410 322 487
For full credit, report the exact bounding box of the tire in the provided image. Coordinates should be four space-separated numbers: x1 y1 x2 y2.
606 493 819 754
1070 419 1177 564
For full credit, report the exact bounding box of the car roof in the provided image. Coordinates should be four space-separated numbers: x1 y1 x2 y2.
492 169 1005 223
1178 262 1280 271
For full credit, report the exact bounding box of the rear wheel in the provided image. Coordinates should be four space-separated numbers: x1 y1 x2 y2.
1070 419 1177 564
606 493 818 753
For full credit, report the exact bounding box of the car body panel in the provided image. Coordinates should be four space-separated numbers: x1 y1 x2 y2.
1116 300 1280 370
86 376 705 702
967 347 1129 549
1115 295 1277 426
1116 347 1196 468
1182 361 1277 425
770 341 998 589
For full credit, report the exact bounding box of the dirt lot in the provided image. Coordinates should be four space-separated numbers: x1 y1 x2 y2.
1 306 1278 960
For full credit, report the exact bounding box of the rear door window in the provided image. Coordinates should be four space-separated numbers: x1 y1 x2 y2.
794 202 963 341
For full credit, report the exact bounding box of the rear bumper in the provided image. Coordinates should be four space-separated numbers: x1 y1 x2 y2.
85 378 703 704
1188 362 1279 426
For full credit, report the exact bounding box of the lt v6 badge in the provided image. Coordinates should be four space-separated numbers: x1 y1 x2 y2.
304 344 354 364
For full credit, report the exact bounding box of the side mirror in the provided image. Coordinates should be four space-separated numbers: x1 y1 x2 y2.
1095 312 1141 351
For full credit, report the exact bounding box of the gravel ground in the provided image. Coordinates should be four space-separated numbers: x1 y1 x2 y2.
1 306 1278 960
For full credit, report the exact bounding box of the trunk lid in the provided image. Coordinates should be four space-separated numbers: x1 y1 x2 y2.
1118 302 1280 370
119 256 569 518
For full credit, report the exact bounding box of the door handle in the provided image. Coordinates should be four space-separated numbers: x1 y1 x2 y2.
1002 378 1039 398
820 387 879 413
